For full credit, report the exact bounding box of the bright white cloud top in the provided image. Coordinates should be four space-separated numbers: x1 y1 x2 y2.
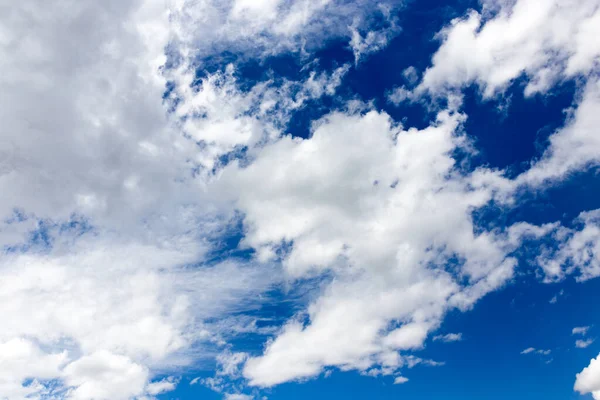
1 0 600 399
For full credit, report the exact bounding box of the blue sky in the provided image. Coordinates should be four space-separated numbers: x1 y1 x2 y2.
2 0 600 399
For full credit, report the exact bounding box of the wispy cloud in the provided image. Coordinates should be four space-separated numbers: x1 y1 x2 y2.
573 326 591 335
549 289 564 304
521 348 551 356
433 333 463 343
576 339 595 349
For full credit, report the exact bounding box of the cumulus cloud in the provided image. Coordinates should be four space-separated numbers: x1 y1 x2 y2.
169 0 400 59
412 5 600 397
63 351 149 400
212 107 555 386
0 0 285 397
575 354 600 400
0 338 68 399
514 79 600 188
0 0 197 232
396 1 600 201
146 377 178 396
537 209 600 282
0 233 277 398
4 0 600 398
418 0 600 97
166 61 351 171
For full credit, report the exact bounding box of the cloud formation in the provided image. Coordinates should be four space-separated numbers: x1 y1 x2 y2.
433 333 463 343
418 0 600 97
2 0 600 399
576 354 600 400
224 107 552 386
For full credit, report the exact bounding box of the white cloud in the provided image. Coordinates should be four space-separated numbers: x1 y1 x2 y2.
166 61 351 171
418 0 600 97
4 0 600 397
63 351 149 400
0 1 222 396
549 289 564 304
573 326 591 336
577 339 595 349
225 394 254 400
433 333 463 343
212 106 555 387
0 234 277 399
168 0 600 396
146 377 178 396
169 0 400 59
393 376 409 384
515 79 600 188
387 86 415 105
217 351 250 378
521 348 551 356
575 353 600 400
0 338 68 399
537 209 600 282
402 66 419 85
0 0 316 396
349 6 400 64
0 0 197 232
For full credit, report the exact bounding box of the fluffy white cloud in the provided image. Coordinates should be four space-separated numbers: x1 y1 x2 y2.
63 351 149 400
146 377 178 396
169 0 399 59
0 0 401 396
0 0 198 397
515 79 600 188
349 5 400 64
0 338 68 399
402 1 600 198
0 234 276 399
0 0 347 400
167 62 350 171
213 107 554 386
4 0 600 397
418 0 600 97
575 354 600 400
0 2 286 397
537 209 600 282
0 0 218 239
393 376 409 384
186 0 600 395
